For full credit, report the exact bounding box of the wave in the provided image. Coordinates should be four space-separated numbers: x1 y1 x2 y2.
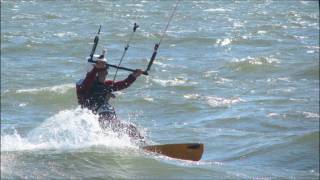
203 8 231 13
1 107 148 179
214 35 279 48
15 83 75 94
183 94 244 107
206 96 244 107
152 77 188 87
233 38 280 47
292 64 320 80
291 131 319 145
216 38 232 46
53 32 78 38
1 108 139 152
226 56 280 73
221 130 319 170
11 14 37 20
302 112 320 119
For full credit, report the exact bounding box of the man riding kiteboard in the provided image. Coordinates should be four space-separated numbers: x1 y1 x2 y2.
73 1 204 161
76 50 144 140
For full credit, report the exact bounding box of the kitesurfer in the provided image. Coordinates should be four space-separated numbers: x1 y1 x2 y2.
76 50 144 140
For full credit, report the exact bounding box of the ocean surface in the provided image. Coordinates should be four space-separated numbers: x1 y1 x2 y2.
1 0 319 179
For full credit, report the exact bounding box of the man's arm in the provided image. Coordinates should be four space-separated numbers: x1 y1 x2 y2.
105 69 143 91
105 74 136 91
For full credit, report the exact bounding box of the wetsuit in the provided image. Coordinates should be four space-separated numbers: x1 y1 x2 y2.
76 67 143 139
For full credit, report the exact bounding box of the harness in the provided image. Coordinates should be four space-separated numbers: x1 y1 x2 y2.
87 81 116 118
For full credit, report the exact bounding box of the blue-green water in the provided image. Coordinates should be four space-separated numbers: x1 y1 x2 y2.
1 0 319 179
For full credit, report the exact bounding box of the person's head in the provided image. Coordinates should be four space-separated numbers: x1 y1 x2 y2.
89 49 108 83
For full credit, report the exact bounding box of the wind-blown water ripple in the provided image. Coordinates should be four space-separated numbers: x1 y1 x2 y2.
1 0 319 179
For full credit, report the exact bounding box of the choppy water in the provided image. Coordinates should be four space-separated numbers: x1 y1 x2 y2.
1 0 319 179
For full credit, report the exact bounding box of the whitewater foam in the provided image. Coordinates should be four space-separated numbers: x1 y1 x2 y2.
152 78 187 87
206 96 244 107
204 8 231 12
302 112 320 119
216 38 232 46
1 107 137 152
15 83 74 94
183 94 244 107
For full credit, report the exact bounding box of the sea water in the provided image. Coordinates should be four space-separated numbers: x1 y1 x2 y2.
1 0 319 179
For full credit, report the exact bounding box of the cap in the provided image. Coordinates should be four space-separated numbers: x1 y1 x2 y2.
97 49 107 63
86 49 108 72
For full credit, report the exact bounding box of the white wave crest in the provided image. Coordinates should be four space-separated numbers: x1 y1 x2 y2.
257 30 267 34
233 56 281 65
302 112 320 119
1 107 136 152
267 113 280 117
183 94 201 100
18 103 28 107
203 70 218 78
16 83 74 94
206 96 244 107
152 78 187 87
53 32 78 38
143 97 154 102
183 94 244 107
204 8 230 12
216 38 232 46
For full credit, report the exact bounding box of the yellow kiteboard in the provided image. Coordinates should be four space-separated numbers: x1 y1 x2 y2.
142 143 204 161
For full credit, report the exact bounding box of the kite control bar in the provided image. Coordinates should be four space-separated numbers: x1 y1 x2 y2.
87 25 148 75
